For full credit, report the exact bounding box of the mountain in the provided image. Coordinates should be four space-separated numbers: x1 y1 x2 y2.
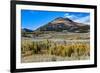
36 17 90 33
22 28 33 32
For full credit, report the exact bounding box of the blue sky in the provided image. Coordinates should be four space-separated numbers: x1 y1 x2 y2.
21 10 90 30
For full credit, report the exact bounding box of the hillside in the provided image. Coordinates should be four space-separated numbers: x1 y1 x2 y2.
36 17 90 33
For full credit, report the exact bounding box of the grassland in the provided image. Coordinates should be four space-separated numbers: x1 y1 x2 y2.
21 32 90 63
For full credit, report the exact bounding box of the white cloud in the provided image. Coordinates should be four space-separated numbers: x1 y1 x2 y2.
74 15 90 24
64 13 77 19
64 13 70 17
64 13 79 19
64 13 90 24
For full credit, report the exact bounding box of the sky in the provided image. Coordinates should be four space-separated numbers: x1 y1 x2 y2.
21 10 90 30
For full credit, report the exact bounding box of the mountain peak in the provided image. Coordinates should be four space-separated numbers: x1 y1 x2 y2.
53 17 73 22
51 17 75 27
36 17 90 33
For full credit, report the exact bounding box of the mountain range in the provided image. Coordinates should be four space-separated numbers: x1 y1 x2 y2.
22 17 90 33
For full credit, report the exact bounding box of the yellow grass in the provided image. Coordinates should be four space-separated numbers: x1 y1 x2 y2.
21 39 90 58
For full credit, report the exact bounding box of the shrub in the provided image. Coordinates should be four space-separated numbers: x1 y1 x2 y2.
21 39 90 58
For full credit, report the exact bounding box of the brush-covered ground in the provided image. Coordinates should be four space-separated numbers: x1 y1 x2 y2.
21 32 90 63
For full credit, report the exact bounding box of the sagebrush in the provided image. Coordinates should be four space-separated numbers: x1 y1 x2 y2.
21 39 90 58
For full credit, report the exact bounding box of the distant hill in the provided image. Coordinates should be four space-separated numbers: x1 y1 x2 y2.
36 17 90 33
22 28 33 32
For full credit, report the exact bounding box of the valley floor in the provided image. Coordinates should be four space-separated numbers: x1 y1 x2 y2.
21 54 89 63
21 32 90 63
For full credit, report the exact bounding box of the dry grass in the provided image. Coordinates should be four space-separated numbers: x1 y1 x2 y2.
21 39 90 59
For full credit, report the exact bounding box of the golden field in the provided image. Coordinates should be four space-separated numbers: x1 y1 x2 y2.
21 39 90 62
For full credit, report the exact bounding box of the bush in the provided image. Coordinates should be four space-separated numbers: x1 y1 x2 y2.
21 39 90 58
